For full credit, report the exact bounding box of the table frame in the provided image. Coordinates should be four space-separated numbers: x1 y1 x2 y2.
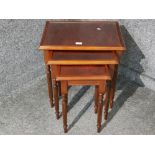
40 20 126 116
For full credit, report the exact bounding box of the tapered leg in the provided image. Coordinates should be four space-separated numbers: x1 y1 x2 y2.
45 65 54 107
62 94 68 133
109 65 118 109
58 82 61 97
61 81 68 133
104 81 111 120
53 79 59 119
97 93 104 133
94 85 99 113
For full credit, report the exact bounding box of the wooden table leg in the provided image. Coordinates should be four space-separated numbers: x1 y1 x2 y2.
53 79 59 119
97 82 105 133
94 85 99 114
58 81 61 96
109 64 118 109
62 94 68 133
104 81 111 120
45 65 54 108
61 81 68 133
97 93 104 133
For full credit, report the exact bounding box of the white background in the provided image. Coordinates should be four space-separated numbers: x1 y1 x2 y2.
0 0 154 19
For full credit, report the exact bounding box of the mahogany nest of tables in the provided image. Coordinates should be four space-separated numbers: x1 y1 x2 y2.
39 20 126 133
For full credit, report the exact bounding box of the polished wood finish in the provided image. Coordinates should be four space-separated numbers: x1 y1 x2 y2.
94 86 99 114
61 81 68 133
43 50 53 64
53 79 59 119
48 51 119 65
45 65 54 107
58 81 61 96
52 51 118 60
44 51 54 108
104 81 111 120
56 65 111 81
40 21 125 51
96 81 106 133
39 20 125 133
68 80 106 86
53 65 110 133
62 94 68 133
97 93 104 133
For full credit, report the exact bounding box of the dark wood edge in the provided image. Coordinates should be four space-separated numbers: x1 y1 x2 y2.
116 22 126 51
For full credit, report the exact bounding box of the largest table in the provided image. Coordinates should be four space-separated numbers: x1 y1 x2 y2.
39 20 126 108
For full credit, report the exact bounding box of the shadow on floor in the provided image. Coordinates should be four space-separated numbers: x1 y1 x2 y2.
101 77 140 130
66 25 145 132
68 98 94 131
100 25 145 131
68 86 90 112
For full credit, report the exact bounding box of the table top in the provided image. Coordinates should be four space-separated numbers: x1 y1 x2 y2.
47 51 119 65
39 20 126 51
57 65 111 81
